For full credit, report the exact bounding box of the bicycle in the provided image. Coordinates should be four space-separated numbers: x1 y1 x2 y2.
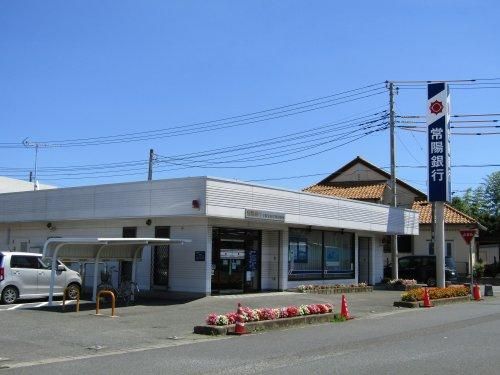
97 265 140 305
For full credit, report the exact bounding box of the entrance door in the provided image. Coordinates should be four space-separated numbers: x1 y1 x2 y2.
219 250 245 293
358 237 371 284
152 226 170 289
211 228 261 294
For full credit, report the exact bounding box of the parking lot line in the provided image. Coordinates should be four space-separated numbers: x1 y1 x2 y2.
6 304 22 310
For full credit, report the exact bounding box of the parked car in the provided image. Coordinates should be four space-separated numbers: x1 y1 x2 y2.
384 255 458 286
0 251 82 304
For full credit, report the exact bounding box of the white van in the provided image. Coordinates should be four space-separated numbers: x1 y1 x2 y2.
0 251 82 304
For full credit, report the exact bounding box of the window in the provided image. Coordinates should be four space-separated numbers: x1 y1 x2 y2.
122 227 137 238
11 255 39 269
289 228 354 281
383 236 412 253
324 231 354 279
289 239 308 263
397 236 412 253
288 230 322 280
446 242 453 257
428 242 435 255
19 241 28 252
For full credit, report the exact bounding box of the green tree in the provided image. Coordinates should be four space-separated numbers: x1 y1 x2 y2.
483 171 500 217
451 171 500 233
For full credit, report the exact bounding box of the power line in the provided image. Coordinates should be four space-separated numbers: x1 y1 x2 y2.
2 82 386 149
154 113 387 163
3 113 388 178
245 164 500 183
398 127 500 135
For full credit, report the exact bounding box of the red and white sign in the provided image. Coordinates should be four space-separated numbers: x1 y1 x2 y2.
459 230 476 245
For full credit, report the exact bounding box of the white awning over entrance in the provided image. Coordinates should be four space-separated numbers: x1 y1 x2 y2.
42 237 191 305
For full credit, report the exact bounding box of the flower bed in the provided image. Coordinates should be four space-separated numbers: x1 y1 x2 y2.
297 283 372 294
205 303 333 326
384 279 421 291
401 285 469 302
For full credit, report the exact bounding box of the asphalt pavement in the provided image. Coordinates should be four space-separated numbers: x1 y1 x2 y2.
0 286 498 373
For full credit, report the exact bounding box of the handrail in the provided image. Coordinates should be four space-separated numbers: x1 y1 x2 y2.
96 290 117 317
62 287 80 312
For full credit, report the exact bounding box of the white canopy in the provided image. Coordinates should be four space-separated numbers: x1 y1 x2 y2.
42 237 191 305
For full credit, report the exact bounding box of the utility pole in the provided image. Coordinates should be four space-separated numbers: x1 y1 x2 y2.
23 138 48 191
388 81 398 280
148 149 154 181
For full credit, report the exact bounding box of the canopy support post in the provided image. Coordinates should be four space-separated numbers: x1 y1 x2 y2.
131 246 142 302
48 243 65 306
92 245 107 302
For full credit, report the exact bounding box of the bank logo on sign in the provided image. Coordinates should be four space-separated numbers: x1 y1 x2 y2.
427 83 451 202
429 100 444 115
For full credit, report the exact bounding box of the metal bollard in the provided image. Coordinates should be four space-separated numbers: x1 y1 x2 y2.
62 287 80 312
96 290 117 317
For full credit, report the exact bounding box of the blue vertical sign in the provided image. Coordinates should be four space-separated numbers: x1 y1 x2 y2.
427 83 451 202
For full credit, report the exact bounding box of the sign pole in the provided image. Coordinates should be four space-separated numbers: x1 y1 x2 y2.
460 230 476 292
435 202 445 287
469 241 474 288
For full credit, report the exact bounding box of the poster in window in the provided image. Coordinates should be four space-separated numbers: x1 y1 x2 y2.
294 242 308 263
325 247 340 267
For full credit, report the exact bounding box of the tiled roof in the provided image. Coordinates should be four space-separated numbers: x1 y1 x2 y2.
411 201 478 225
304 182 387 200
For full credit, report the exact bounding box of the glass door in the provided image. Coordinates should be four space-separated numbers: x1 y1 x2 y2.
212 228 261 294
219 250 245 294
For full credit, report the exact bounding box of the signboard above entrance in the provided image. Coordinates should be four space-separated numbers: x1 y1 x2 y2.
220 249 245 259
245 209 285 222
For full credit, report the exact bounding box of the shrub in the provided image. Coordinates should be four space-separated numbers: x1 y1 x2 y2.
401 285 469 302
389 279 417 286
474 262 485 278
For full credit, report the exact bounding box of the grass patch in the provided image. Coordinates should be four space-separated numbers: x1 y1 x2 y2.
330 314 347 323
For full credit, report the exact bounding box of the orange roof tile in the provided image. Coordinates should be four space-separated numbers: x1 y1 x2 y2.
411 201 478 225
304 182 386 200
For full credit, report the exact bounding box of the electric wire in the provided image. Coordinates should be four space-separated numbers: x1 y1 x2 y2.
1 82 386 149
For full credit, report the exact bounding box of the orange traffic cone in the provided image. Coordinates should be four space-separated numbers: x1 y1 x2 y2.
473 284 482 301
340 294 351 319
234 303 247 335
422 288 433 308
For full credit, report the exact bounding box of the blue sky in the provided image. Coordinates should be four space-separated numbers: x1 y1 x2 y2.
1 1 498 197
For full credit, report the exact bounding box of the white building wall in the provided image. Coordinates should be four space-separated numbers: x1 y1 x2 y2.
479 244 499 265
0 177 207 223
261 230 280 290
169 224 209 294
0 217 209 294
205 178 419 236
331 164 386 183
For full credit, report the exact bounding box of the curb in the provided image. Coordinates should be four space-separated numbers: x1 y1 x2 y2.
297 287 373 294
194 312 336 335
393 295 472 308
